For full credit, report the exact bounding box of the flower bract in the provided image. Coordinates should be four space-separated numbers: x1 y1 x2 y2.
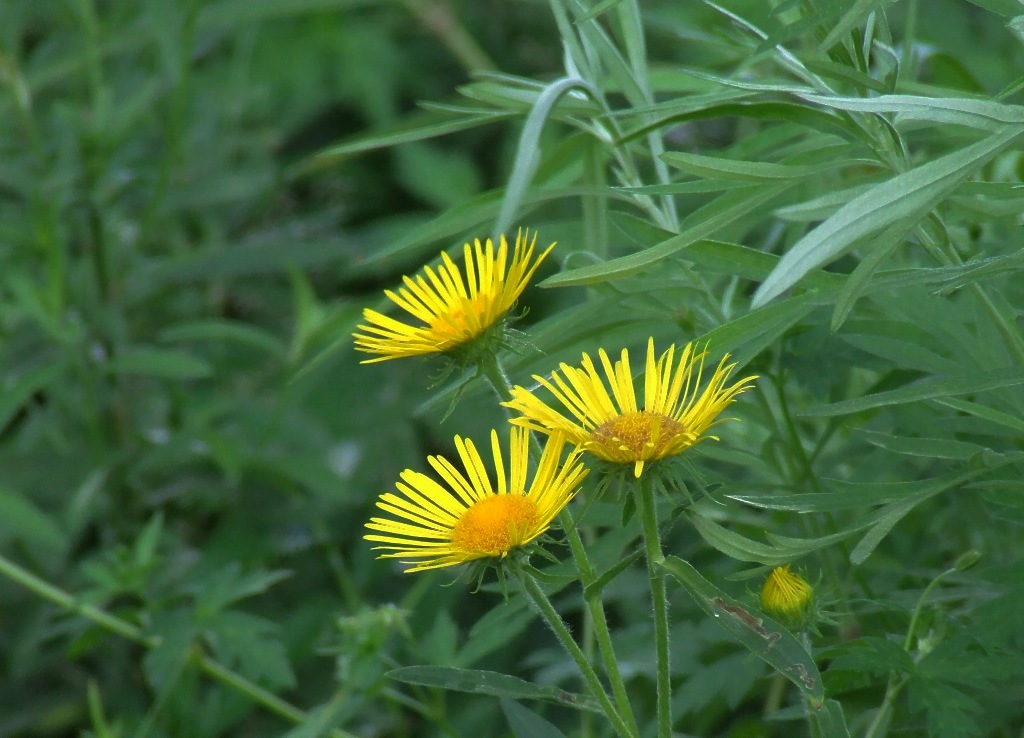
503 337 756 477
353 230 554 363
364 427 586 572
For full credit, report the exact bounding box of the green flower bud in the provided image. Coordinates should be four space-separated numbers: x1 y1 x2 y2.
760 564 814 628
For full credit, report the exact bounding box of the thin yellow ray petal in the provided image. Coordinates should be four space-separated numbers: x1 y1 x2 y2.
508 426 529 494
464 241 479 299
455 436 493 500
373 498 454 531
439 250 469 300
424 457 476 508
538 373 594 425
491 428 507 497
395 474 465 520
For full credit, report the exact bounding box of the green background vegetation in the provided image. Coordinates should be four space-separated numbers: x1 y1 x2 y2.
1 0 1023 736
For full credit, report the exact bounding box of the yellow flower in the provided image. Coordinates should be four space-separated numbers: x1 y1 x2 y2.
503 337 756 477
760 565 814 625
353 230 555 363
364 427 586 572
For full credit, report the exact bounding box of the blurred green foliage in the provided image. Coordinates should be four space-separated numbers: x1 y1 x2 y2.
1 0 1024 737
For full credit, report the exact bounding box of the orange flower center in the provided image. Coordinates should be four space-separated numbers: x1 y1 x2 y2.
450 495 539 556
591 410 685 459
429 293 493 342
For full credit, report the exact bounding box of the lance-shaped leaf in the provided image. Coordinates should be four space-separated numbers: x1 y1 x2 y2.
387 666 601 713
753 125 1023 307
660 556 825 709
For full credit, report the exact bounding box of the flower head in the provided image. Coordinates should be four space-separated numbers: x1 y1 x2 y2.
364 427 586 572
760 565 814 627
503 338 756 477
353 230 555 363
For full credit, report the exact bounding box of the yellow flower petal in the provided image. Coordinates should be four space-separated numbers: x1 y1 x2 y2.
505 338 756 477
353 230 555 362
364 427 587 572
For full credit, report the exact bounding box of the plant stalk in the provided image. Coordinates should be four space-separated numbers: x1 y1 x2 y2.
481 353 640 738
516 568 633 738
633 472 672 738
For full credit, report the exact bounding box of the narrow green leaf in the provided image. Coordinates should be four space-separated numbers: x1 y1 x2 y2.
661 150 859 181
583 549 644 600
356 185 625 271
696 293 819 369
501 699 569 738
105 347 213 380
967 0 1024 15
0 486 66 553
660 556 825 709
799 93 1024 130
542 183 790 287
301 112 511 172
620 99 857 148
801 366 1024 417
133 513 164 569
575 0 625 22
811 700 852 738
850 493 933 564
688 511 841 565
933 397 1024 434
804 60 890 94
830 221 910 332
753 126 1023 307
853 429 984 460
729 468 983 512
819 0 895 51
387 666 600 713
157 319 285 355
493 77 598 240
0 360 65 432
774 182 876 222
458 600 533 668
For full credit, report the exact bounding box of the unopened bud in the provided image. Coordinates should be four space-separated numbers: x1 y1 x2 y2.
760 564 814 628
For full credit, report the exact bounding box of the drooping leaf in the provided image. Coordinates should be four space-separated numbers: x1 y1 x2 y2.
387 666 600 713
105 346 213 380
501 699 569 738
660 556 825 709
753 126 1024 307
801 366 1024 417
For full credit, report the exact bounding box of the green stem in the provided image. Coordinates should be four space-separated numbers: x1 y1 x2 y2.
615 0 678 229
516 568 633 738
862 676 907 738
916 225 1024 366
0 553 360 738
768 372 868 610
863 567 956 738
633 472 672 738
481 353 640 738
563 506 641 738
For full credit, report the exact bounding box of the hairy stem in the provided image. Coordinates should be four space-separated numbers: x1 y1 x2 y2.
634 472 672 738
517 568 633 738
481 352 640 738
